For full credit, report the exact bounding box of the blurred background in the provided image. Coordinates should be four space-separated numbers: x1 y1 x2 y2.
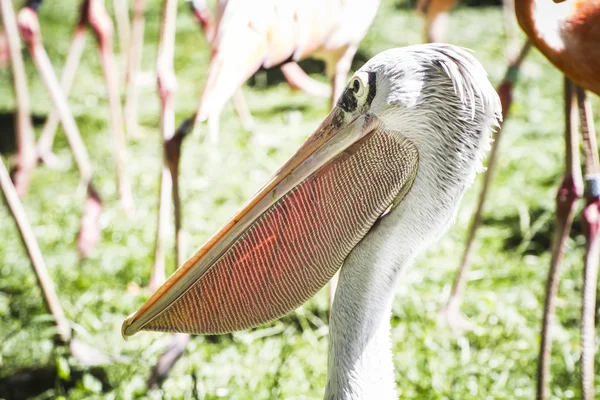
1 0 599 399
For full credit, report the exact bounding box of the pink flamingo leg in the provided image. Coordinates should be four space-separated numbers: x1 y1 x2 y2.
0 30 8 68
0 156 71 344
148 332 190 389
442 41 532 329
150 0 180 290
89 0 133 215
536 78 583 400
575 86 600 400
36 24 87 165
147 0 192 388
112 0 130 62
1 0 36 196
502 0 519 60
17 7 102 258
125 0 146 134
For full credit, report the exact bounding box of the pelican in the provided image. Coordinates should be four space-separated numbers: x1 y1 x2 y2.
123 44 501 399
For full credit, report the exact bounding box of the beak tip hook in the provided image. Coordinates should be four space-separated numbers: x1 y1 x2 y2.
121 313 138 340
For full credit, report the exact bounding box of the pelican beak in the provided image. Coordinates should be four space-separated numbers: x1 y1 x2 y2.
122 107 418 337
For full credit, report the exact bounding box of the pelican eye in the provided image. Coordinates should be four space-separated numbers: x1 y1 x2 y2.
350 75 367 99
338 72 371 113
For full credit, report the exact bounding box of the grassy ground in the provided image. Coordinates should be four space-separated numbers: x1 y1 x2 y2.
1 1 600 399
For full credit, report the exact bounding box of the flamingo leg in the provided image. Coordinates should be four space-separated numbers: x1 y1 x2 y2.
36 24 87 166
0 156 71 344
502 0 519 60
150 0 179 290
149 165 170 290
166 132 185 267
17 7 102 258
442 41 531 328
1 0 36 196
148 0 192 387
125 0 145 134
0 29 8 68
575 86 600 400
536 78 583 400
89 0 133 215
112 0 130 61
147 333 190 389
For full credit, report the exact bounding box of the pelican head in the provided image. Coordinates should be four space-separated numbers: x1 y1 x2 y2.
123 44 501 399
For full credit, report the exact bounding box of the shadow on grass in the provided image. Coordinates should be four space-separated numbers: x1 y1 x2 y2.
0 366 111 400
0 112 47 156
480 207 584 256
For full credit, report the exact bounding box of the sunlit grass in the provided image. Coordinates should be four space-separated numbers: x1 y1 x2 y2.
1 1 599 399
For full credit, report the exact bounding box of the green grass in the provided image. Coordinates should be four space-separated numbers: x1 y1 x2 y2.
1 1 600 399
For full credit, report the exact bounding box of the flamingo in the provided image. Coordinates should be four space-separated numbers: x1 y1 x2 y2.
440 0 600 398
187 0 332 134
123 0 332 137
175 0 380 145
122 43 501 398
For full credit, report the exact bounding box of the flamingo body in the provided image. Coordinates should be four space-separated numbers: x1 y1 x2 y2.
195 0 380 141
515 0 600 95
